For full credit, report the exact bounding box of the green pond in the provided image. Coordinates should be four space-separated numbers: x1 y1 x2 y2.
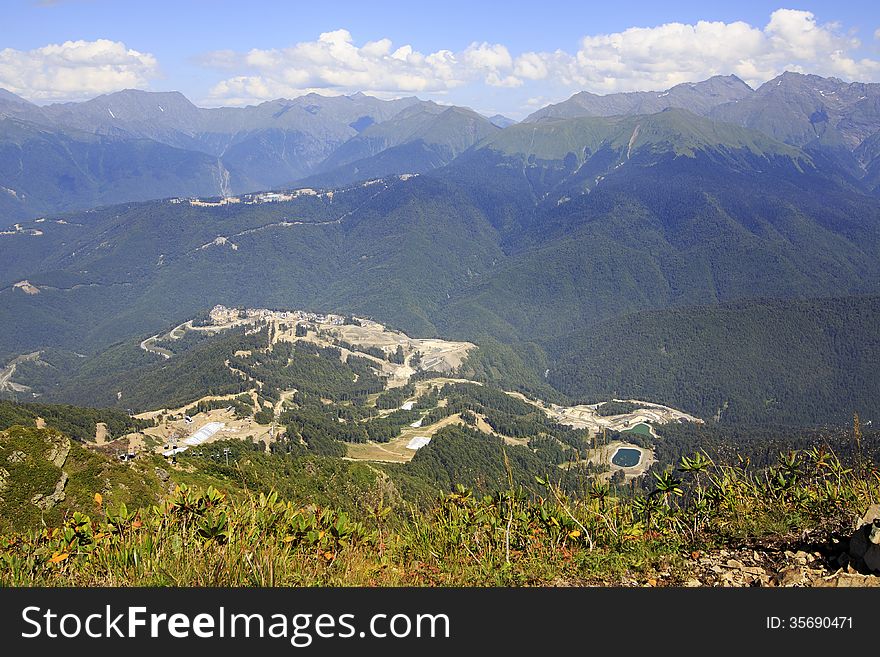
623 422 652 437
611 448 642 468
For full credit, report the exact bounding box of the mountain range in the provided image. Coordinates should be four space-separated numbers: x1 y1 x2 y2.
3 71 880 425
523 74 754 121
0 88 493 220
4 71 880 224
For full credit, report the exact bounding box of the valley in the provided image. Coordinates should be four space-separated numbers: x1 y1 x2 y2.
0 351 40 394
97 305 668 480
2 64 880 591
3 78 880 428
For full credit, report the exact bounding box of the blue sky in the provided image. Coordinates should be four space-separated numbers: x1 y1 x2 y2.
2 0 880 117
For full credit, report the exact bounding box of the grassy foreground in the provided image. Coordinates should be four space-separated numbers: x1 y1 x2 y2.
1 447 877 586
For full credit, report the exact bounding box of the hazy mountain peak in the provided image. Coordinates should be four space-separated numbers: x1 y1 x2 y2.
523 74 753 122
437 104 482 118
303 99 499 186
0 89 38 120
688 74 753 94
711 71 880 156
0 88 32 105
487 114 517 128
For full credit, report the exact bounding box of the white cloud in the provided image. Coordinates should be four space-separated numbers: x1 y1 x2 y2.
0 39 158 102
562 9 880 92
204 32 538 104
204 30 467 104
0 10 874 114
203 11 880 107
514 52 550 80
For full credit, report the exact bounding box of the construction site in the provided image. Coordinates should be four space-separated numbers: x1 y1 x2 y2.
102 306 698 478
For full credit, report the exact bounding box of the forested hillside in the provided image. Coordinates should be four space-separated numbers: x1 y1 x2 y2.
548 296 880 425
2 98 880 427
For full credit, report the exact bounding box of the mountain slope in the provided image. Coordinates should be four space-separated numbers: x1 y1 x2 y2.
0 424 163 534
710 72 880 178
0 89 40 119
434 111 880 344
711 72 880 150
305 103 500 187
41 90 424 182
4 74 880 219
524 75 753 122
0 174 505 357
0 117 226 222
547 295 880 425
4 111 878 350
2 107 880 425
0 90 425 217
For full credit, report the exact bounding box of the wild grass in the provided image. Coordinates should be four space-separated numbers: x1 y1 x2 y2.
1 447 876 586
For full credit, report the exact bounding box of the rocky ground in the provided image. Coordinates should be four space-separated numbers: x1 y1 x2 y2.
638 505 880 587
680 544 879 588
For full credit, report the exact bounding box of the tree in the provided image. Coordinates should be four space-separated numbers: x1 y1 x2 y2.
390 345 405 365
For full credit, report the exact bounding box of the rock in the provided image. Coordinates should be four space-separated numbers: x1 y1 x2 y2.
859 504 880 528
43 433 70 468
864 545 880 574
793 551 811 564
727 559 745 569
7 450 26 463
775 566 805 587
849 526 870 559
812 576 837 588
833 572 880 587
31 471 69 510
845 513 880 574
155 467 170 482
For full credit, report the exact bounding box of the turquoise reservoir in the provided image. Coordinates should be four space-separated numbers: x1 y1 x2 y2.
611 448 641 468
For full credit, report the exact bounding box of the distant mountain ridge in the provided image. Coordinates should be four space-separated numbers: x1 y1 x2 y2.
0 115 226 221
710 72 880 186
488 114 516 128
711 72 880 151
0 89 426 220
522 72 880 193
0 87 508 220
4 71 880 223
304 102 500 187
523 75 754 121
3 99 880 424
